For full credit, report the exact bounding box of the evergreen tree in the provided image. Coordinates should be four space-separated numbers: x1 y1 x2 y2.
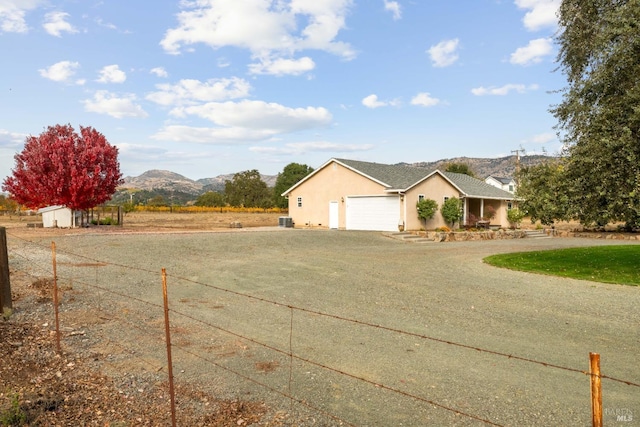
553 0 640 228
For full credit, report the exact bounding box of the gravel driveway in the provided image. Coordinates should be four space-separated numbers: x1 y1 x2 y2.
8 229 640 426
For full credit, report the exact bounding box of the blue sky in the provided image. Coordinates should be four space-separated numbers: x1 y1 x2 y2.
0 0 563 180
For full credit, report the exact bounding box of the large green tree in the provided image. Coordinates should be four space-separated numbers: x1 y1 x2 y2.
445 163 475 177
224 170 272 208
553 0 640 229
516 160 571 226
273 163 314 208
195 191 225 207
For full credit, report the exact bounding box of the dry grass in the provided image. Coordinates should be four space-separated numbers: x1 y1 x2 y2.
0 210 285 238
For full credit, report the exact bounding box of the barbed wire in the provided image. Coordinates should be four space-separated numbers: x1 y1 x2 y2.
9 231 640 388
174 344 359 427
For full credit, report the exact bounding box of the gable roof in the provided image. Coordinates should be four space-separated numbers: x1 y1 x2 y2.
486 175 515 185
335 158 429 189
442 172 514 199
283 158 515 200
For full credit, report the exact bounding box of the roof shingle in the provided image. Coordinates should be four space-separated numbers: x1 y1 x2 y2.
335 158 514 199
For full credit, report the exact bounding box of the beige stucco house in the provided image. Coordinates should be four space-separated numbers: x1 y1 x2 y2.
282 158 516 231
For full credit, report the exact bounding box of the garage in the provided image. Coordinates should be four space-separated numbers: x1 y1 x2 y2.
345 195 401 231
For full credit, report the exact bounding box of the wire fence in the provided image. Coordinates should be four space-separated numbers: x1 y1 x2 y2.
5 230 639 426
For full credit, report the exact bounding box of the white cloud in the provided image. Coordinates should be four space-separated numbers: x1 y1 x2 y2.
362 94 386 109
43 11 77 37
249 56 315 76
471 83 539 96
510 37 553 65
0 129 27 149
153 100 332 143
82 90 148 118
524 132 556 144
250 141 374 155
160 0 355 74
150 67 168 78
95 17 118 31
0 0 42 33
383 0 401 20
38 60 81 83
427 38 459 68
515 0 559 31
410 92 440 107
146 77 251 106
97 65 127 83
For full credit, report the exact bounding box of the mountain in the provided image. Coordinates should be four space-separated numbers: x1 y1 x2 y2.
400 154 549 179
120 169 278 194
120 170 203 194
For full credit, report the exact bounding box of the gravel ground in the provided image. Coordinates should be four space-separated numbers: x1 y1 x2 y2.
3 227 640 426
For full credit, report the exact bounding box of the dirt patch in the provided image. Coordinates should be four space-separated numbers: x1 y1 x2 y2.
0 212 291 426
0 269 292 426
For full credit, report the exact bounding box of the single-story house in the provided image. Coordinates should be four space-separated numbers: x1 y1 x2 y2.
37 205 82 228
282 158 516 232
485 175 516 194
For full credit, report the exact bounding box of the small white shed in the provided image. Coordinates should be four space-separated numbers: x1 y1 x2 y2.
37 205 81 228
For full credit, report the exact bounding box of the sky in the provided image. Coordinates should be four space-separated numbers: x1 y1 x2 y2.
0 0 565 181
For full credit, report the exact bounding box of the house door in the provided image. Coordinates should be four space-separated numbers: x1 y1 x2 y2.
329 201 339 229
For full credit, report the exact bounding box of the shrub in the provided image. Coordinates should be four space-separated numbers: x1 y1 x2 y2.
91 217 118 226
416 199 438 221
0 394 27 426
483 205 496 221
441 197 462 228
507 208 525 226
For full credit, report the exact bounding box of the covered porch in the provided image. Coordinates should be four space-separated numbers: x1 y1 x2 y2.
462 197 512 229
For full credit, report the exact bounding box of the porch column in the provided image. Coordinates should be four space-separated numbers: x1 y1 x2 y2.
463 197 467 225
480 198 484 219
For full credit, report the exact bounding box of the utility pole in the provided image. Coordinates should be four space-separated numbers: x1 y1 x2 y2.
511 148 525 185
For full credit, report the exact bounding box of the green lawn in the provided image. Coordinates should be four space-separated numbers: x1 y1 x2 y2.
483 245 640 286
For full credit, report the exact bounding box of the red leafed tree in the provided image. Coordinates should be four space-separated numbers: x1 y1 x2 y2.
2 124 123 210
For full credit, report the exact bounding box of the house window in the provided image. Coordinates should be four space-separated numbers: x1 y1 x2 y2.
508 202 513 210
443 196 449 203
418 194 425 202
297 197 302 208
509 185 514 192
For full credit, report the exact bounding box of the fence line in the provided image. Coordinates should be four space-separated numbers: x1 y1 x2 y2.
10 231 638 388
6 232 639 425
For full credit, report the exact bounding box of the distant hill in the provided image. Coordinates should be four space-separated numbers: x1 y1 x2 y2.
401 154 550 179
119 170 278 195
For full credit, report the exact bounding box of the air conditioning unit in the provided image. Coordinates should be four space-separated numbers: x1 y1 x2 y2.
279 216 293 227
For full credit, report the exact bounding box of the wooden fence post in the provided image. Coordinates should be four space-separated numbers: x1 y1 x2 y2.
590 352 603 427
0 227 12 315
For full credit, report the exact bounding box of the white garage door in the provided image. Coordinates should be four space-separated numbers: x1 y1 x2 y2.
346 196 400 231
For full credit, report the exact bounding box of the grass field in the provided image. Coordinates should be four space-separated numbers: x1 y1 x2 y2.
0 210 284 233
483 245 640 286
